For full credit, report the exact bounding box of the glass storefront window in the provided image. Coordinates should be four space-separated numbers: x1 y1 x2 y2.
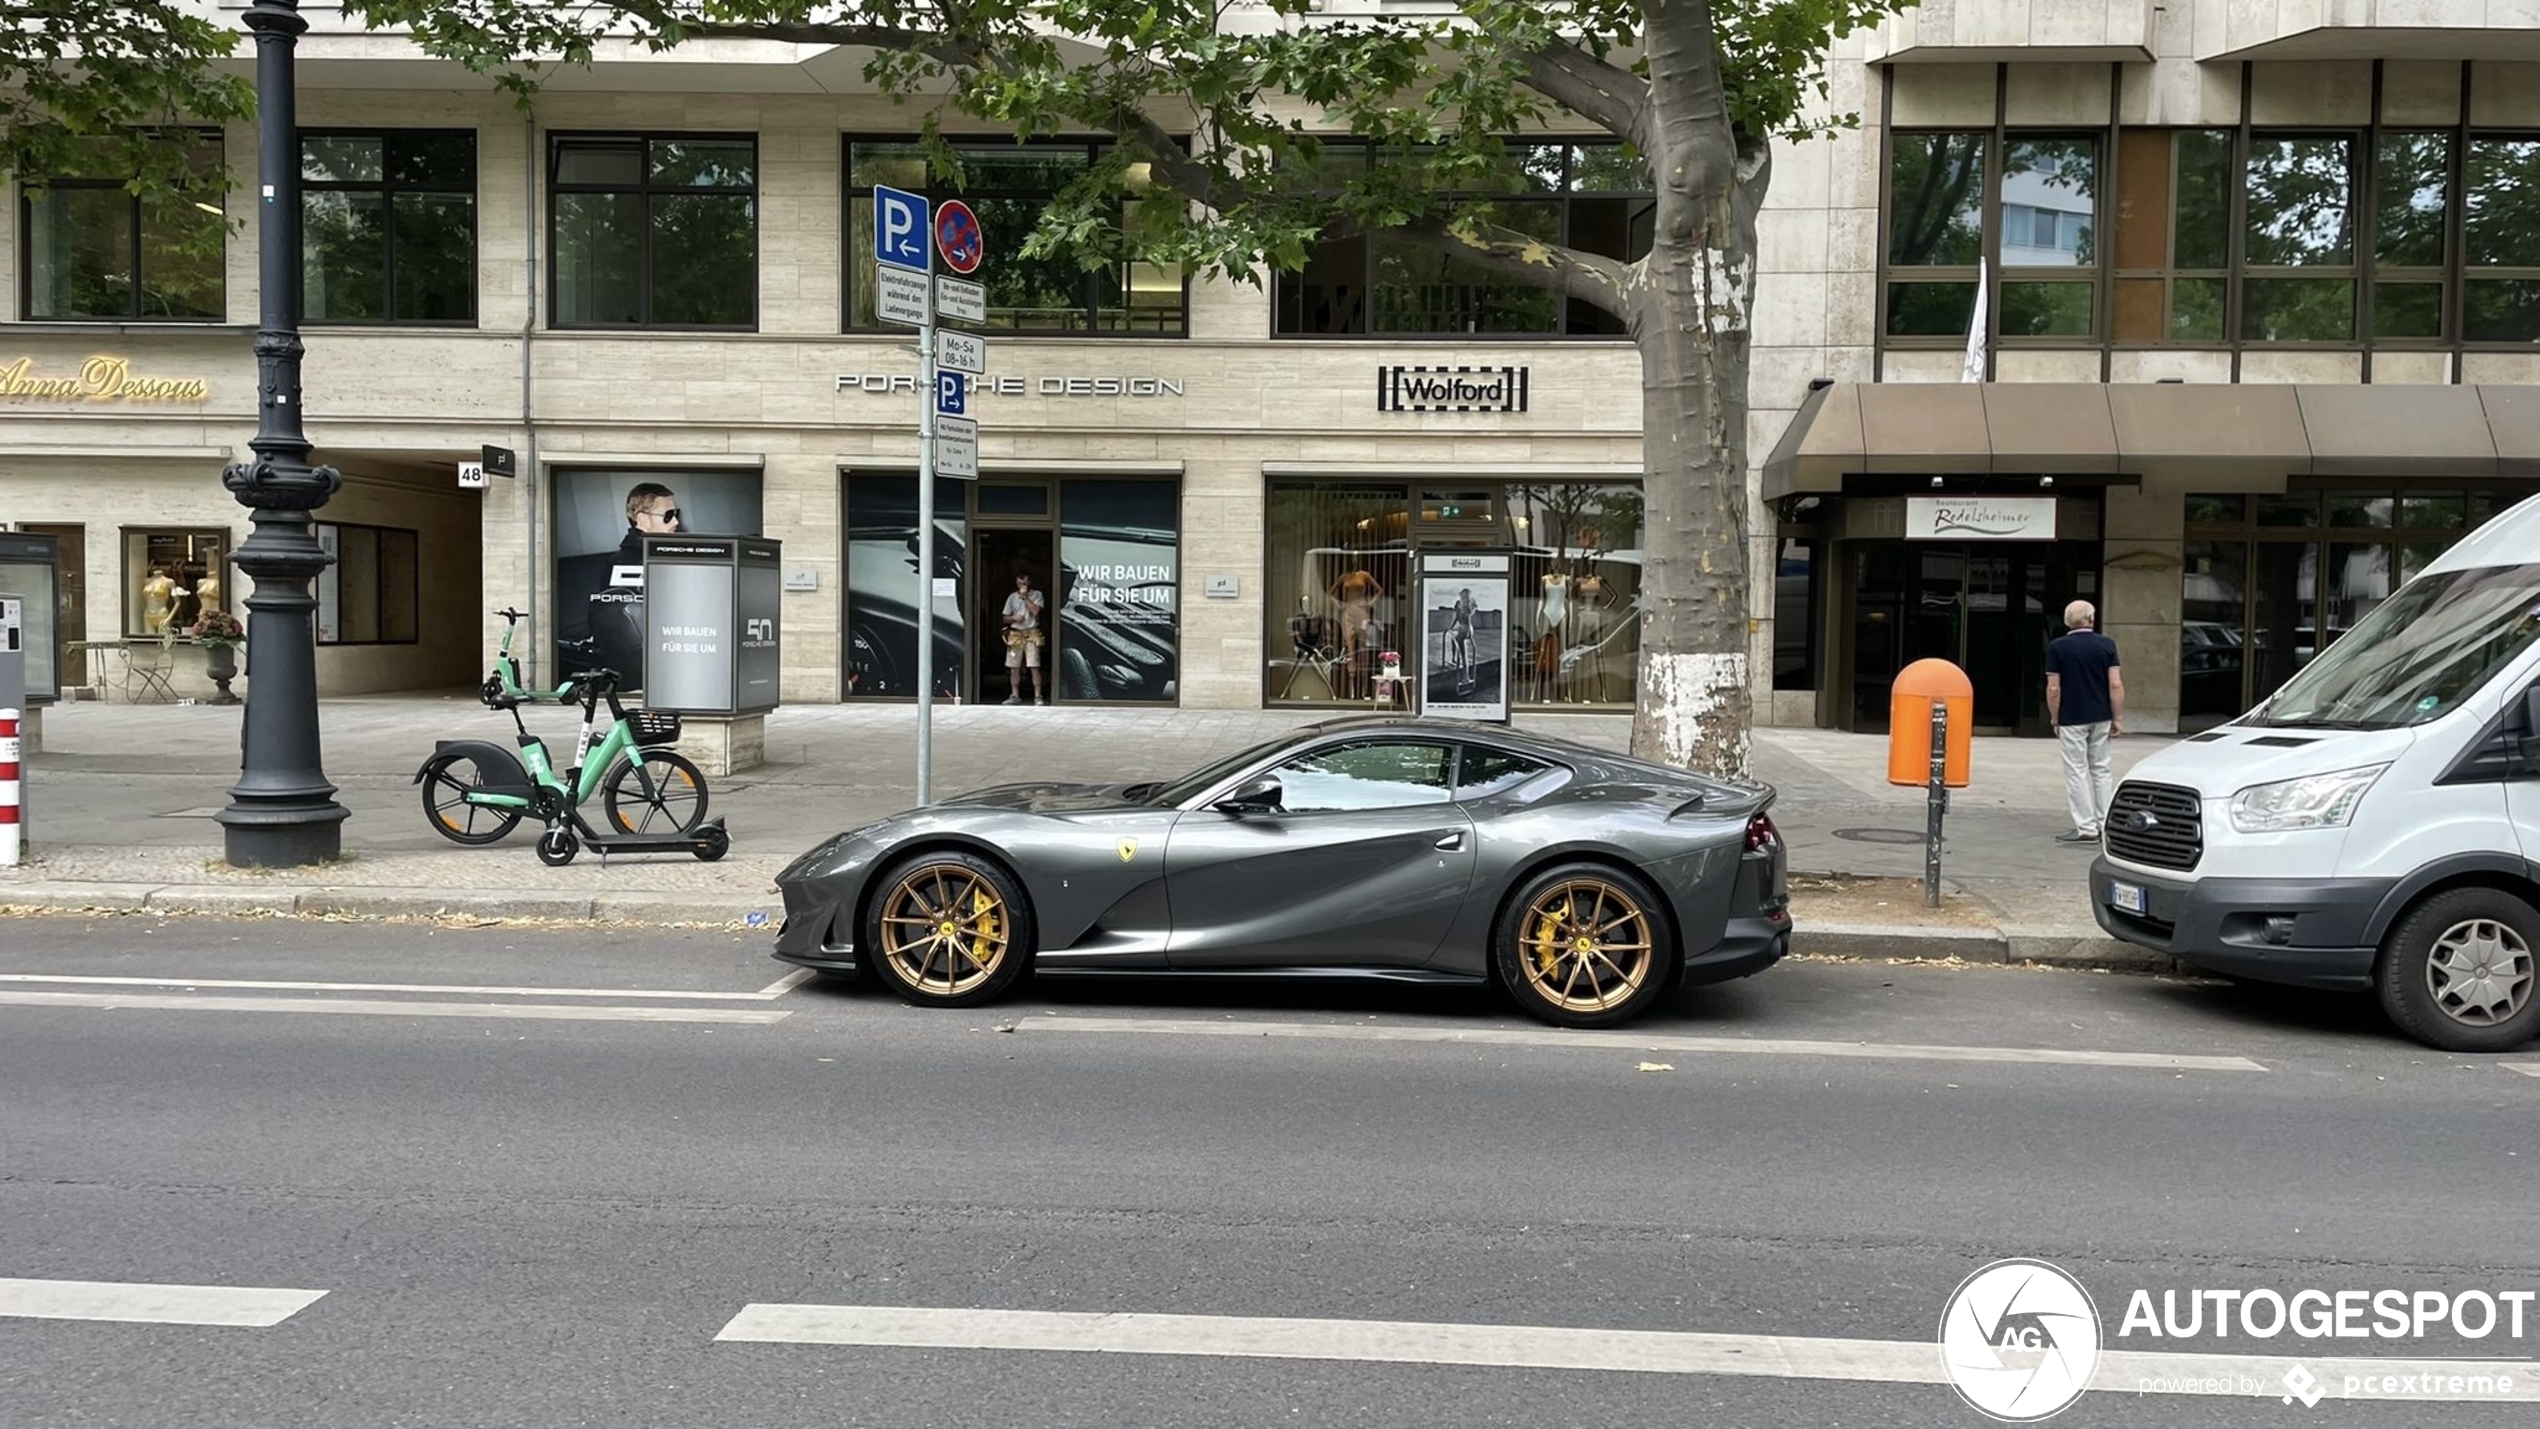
1057 479 1179 703
1263 481 1641 707
1773 538 1818 692
2180 542 2249 725
121 528 229 638
844 474 967 700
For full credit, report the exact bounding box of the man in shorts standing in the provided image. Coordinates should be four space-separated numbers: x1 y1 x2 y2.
1002 569 1047 705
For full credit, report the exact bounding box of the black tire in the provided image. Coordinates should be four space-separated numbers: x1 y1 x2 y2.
695 825 730 863
603 750 710 835
535 825 580 867
2375 888 2540 1053
418 752 523 846
861 851 1035 1008
1493 863 1678 1028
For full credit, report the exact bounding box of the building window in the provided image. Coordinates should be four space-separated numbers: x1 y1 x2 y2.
21 134 225 321
2177 485 2538 729
2241 135 2357 343
1885 131 1986 337
2376 132 2450 340
2464 137 2540 342
301 131 478 324
314 523 420 645
1998 137 2098 338
1263 480 1641 705
846 139 1186 335
550 134 756 329
122 528 230 638
1273 142 1653 337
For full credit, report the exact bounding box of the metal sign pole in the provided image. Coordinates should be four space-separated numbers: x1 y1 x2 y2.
1925 701 1948 907
914 309 937 806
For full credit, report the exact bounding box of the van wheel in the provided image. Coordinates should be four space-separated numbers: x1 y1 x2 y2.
2375 889 2540 1052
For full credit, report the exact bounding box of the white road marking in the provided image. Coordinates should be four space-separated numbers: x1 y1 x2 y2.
1022 1015 2266 1072
755 967 818 997
0 990 788 1024
712 1305 2540 1401
0 1277 327 1328
0 973 791 1001
2505 1063 2540 1078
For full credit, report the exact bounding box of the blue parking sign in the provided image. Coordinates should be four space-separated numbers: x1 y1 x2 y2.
936 371 967 415
873 183 930 272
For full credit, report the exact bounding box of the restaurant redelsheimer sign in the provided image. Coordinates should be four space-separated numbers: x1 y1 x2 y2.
1905 496 2058 541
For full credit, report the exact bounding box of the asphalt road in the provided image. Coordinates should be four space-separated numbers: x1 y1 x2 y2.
3 912 2536 1428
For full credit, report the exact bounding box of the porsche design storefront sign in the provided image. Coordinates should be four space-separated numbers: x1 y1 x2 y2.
836 374 1186 397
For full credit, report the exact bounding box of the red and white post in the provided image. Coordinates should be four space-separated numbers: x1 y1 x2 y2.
0 706 20 867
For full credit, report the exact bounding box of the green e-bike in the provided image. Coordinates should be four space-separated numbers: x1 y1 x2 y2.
414 609 727 865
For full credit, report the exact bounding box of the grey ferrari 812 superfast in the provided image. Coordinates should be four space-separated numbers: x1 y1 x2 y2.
772 716 1789 1027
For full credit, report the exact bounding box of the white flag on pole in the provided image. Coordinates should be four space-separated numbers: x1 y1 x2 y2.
1962 257 1989 383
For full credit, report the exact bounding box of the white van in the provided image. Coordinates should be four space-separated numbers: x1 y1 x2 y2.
2092 494 2540 1051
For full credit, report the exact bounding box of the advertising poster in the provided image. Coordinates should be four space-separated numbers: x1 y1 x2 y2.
1420 552 1510 722
553 468 762 687
1057 478 1179 703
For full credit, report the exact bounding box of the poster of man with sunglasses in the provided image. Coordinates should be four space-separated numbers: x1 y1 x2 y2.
552 469 763 687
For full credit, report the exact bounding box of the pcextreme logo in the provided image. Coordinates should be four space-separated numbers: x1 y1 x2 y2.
1939 1258 2103 1421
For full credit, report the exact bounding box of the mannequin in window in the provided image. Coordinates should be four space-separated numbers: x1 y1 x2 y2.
142 566 176 635
1327 566 1384 695
193 567 222 613
1536 570 1569 701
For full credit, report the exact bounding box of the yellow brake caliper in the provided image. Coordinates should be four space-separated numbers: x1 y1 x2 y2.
1532 900 1570 978
969 888 1003 960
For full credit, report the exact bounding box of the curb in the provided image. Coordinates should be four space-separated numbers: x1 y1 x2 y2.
0 880 775 928
3 880 2185 974
1793 919 2191 976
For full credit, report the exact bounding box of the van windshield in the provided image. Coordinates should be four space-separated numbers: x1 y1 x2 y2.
2252 563 2540 729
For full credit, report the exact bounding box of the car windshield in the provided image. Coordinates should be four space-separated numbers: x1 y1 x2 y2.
2252 562 2540 729
1136 733 1308 807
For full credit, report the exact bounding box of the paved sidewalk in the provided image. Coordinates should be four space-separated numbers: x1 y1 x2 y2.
1 695 2172 970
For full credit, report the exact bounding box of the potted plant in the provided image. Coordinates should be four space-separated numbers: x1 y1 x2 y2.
188 609 245 705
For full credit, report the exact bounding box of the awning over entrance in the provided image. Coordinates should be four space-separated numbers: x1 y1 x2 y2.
1762 382 2540 500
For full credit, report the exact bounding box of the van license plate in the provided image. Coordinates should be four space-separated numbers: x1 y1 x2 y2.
2109 881 2147 916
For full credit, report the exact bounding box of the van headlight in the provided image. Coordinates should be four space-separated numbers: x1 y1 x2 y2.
2227 764 2390 833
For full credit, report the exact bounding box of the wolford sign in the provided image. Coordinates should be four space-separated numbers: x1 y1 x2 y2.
838 373 1184 397
1378 364 1529 414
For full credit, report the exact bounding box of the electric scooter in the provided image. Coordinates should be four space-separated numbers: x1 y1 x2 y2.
414 622 729 865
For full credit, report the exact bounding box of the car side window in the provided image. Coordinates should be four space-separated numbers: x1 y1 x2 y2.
1456 747 1552 799
1270 742 1454 813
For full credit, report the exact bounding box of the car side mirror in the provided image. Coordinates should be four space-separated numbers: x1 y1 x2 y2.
2521 687 2540 775
1215 775 1284 815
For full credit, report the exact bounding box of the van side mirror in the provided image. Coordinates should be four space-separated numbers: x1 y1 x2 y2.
1215 775 1284 815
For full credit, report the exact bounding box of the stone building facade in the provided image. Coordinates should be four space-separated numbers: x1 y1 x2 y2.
2 0 2536 739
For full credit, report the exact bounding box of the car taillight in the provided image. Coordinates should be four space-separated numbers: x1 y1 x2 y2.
1745 813 1778 853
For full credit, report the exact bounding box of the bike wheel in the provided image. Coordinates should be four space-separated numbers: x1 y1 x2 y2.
603 749 710 835
418 752 523 846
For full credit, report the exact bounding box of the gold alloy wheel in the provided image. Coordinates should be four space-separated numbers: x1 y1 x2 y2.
877 863 1011 997
1521 877 1656 1014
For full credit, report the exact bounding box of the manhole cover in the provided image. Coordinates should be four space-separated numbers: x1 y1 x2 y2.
1832 828 1930 845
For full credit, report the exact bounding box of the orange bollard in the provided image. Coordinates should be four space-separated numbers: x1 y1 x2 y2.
1887 658 1974 789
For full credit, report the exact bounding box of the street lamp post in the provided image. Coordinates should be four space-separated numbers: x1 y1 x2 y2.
217 0 347 867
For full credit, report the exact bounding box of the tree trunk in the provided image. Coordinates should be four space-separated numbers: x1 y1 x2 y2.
1627 179 1759 780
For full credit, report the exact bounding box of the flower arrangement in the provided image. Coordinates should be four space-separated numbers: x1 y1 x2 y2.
188 609 245 649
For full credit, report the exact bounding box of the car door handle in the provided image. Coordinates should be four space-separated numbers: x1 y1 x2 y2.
1434 833 1464 851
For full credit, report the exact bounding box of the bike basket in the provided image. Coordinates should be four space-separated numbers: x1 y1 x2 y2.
628 709 683 744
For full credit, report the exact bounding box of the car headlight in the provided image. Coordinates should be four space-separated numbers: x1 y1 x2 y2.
2227 764 2389 833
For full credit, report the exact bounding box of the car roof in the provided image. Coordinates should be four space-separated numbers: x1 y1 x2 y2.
1296 714 1671 772
2422 491 2540 575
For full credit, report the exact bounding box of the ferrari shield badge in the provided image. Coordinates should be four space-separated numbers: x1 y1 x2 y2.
1118 837 1139 863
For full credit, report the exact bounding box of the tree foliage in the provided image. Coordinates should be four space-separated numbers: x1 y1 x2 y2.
1 1 253 207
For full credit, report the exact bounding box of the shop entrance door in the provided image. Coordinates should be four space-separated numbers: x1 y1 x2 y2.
1848 541 2066 735
972 528 1056 705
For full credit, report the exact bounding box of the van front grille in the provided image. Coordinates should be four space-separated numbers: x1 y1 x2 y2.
2105 782 2203 871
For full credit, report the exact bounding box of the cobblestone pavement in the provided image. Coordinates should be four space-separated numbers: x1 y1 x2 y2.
2 696 2166 966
